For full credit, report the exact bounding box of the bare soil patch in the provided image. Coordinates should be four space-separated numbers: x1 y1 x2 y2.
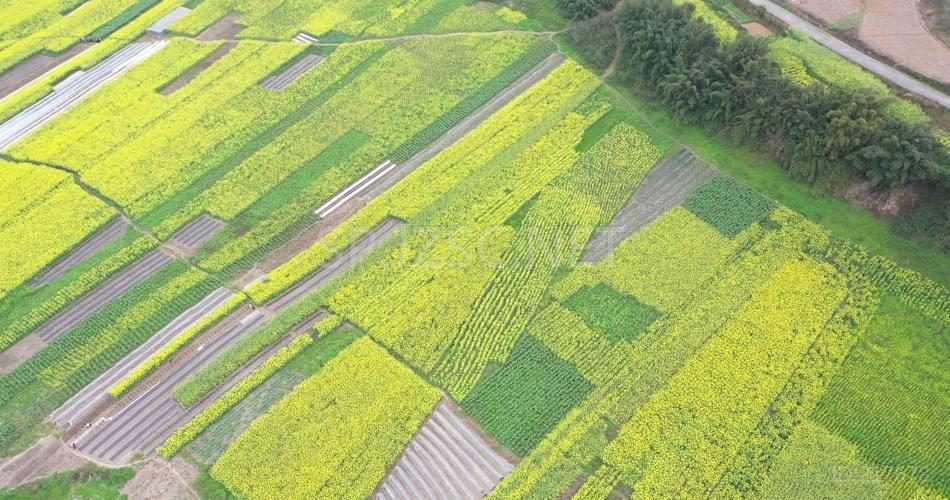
0 436 88 489
196 13 244 41
787 0 863 24
859 0 950 83
560 475 590 499
0 334 46 375
159 43 236 96
844 180 926 219
0 43 93 100
743 22 774 37
120 457 198 500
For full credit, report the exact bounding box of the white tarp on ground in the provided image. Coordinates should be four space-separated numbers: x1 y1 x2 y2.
0 41 168 151
147 6 192 33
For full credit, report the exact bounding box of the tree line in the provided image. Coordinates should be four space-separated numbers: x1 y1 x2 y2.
606 0 949 191
556 0 619 20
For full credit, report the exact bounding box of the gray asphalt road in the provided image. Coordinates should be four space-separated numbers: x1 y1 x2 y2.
747 0 950 109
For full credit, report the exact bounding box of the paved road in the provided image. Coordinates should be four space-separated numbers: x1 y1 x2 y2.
748 0 950 109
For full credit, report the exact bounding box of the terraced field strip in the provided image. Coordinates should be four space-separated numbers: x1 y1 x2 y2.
376 402 515 500
49 287 236 428
267 218 404 312
30 217 130 287
261 53 565 276
261 54 324 91
169 213 226 254
33 250 175 343
0 41 169 151
147 6 192 34
73 310 270 465
582 149 716 263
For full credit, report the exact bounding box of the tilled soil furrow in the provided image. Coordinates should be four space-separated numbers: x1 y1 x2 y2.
79 315 261 460
36 250 174 342
51 288 233 426
582 150 716 262
32 217 130 287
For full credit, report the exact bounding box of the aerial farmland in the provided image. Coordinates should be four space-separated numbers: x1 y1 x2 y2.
0 0 947 499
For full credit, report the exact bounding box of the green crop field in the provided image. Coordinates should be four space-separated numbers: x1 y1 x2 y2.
0 0 946 499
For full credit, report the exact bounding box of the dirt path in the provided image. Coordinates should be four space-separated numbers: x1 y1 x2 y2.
748 0 950 108
119 457 198 500
0 436 89 489
600 0 627 79
603 21 622 79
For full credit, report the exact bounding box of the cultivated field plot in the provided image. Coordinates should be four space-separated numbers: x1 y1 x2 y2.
376 401 515 500
0 1 946 499
582 149 716 263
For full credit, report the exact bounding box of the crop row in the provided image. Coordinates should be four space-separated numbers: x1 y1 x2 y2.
158 334 312 458
714 270 879 496
551 121 662 224
0 264 217 450
0 0 188 127
108 293 246 398
210 337 439 498
320 62 603 377
247 59 602 304
0 0 160 77
389 39 556 164
0 263 206 404
38 267 211 390
526 303 632 386
552 207 750 313
198 131 371 274
596 259 846 497
15 40 304 215
0 161 114 301
428 101 611 395
166 36 536 232
0 234 156 353
683 175 776 238
174 293 324 408
461 334 593 455
810 293 949 496
493 211 826 498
